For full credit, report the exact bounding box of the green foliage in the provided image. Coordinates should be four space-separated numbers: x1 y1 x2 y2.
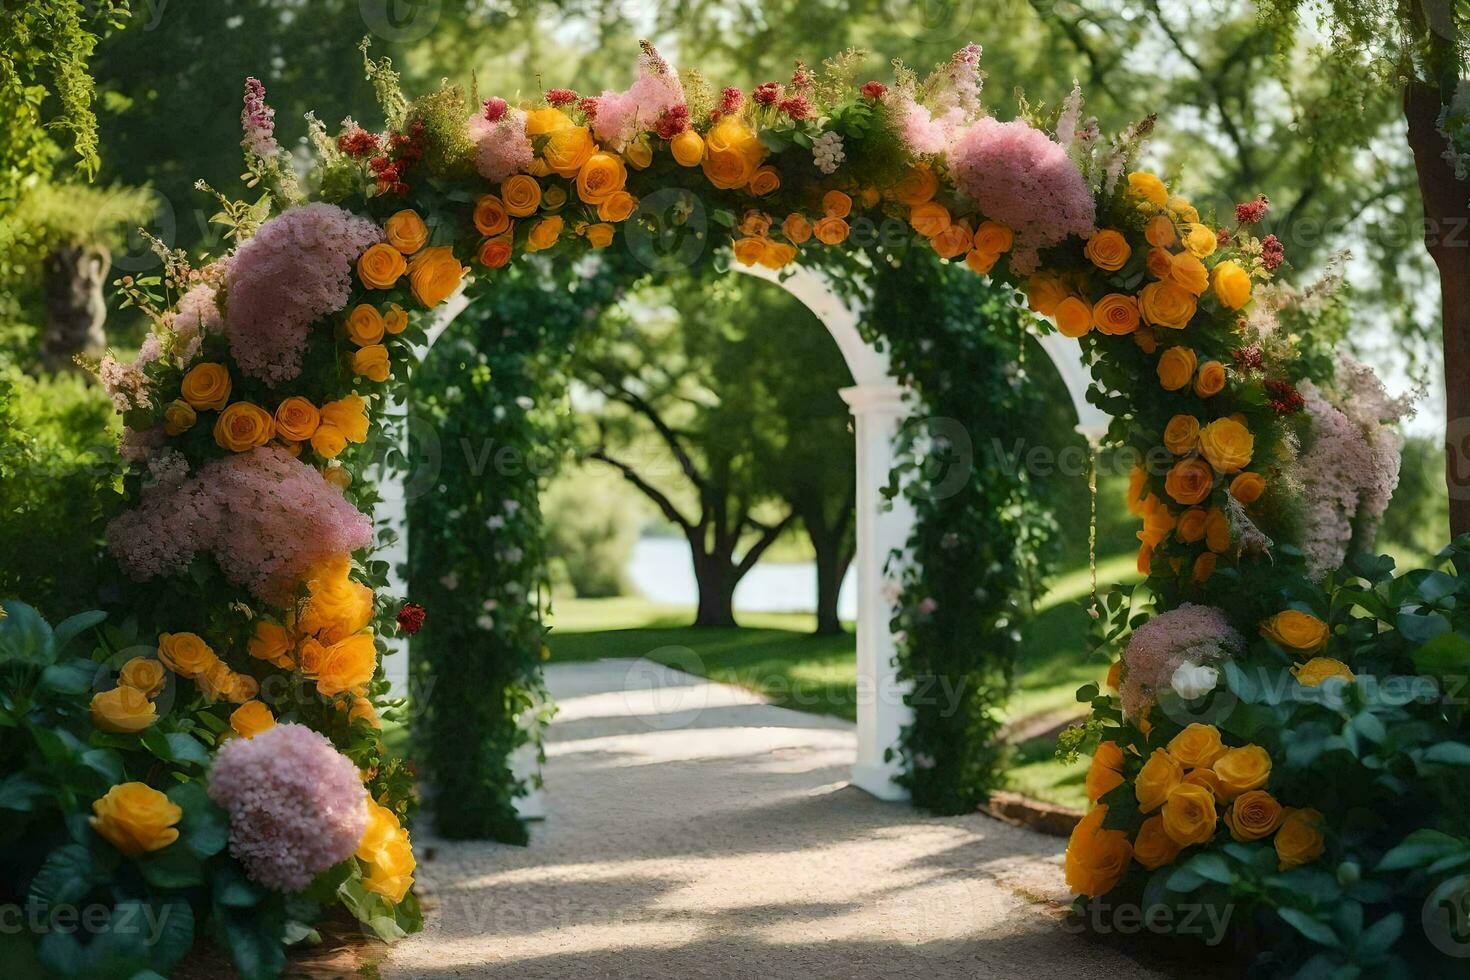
542 470 640 598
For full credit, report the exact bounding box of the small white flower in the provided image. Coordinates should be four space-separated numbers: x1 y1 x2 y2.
812 131 845 174
1170 661 1219 700
439 572 459 591
476 614 495 631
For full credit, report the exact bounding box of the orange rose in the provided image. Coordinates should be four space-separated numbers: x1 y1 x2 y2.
1084 229 1131 271
1144 213 1178 248
1176 507 1208 543
524 107 572 135
584 223 615 249
526 215 564 252
213 402 275 452
407 245 467 307
1139 280 1198 329
1183 222 1217 257
1224 789 1284 842
893 164 938 205
1213 260 1252 309
229 700 276 738
909 201 951 238
813 216 849 245
1135 748 1183 813
1165 457 1215 506
1230 471 1265 503
1086 741 1125 803
1167 723 1227 767
1194 551 1218 582
321 393 369 443
1195 361 1227 397
759 240 797 269
478 232 514 269
1134 814 1184 870
1275 807 1326 870
1092 294 1140 335
383 210 428 254
822 190 852 218
739 210 772 237
1205 506 1231 552
930 221 972 259
163 400 196 436
1156 346 1197 390
782 213 812 244
1163 414 1200 455
542 125 595 177
1198 417 1254 474
248 621 295 669
965 249 999 275
1212 744 1272 801
180 363 231 411
670 129 704 166
274 396 320 442
703 146 756 189
624 140 652 169
357 243 406 289
91 685 157 733
732 237 766 266
118 657 166 698
345 304 386 347
748 165 781 196
1025 276 1067 316
383 303 408 335
307 632 377 697
1146 246 1175 280
1054 297 1093 338
972 220 1013 254
157 632 218 678
1169 251 1210 295
1128 171 1168 207
473 195 511 236
351 345 390 382
598 191 637 222
1161 783 1218 846
1064 805 1132 897
500 175 542 217
576 152 628 204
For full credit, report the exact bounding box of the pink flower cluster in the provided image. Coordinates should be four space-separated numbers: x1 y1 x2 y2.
108 446 372 602
1120 604 1243 717
208 724 368 892
948 117 1097 273
172 281 220 357
240 77 279 160
587 42 685 147
1294 360 1412 580
224 203 383 385
469 107 534 183
99 354 150 412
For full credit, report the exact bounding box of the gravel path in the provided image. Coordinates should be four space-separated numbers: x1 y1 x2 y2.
383 659 1165 979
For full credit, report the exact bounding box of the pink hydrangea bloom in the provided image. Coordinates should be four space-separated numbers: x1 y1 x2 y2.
1120 604 1243 717
587 42 684 147
469 107 533 182
173 281 221 351
224 204 383 385
948 117 1097 273
208 724 368 892
108 446 373 602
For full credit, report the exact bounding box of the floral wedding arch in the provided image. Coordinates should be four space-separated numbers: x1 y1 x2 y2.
51 37 1457 980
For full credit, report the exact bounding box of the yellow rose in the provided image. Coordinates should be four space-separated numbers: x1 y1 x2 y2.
1169 251 1210 295
973 220 1013 254
1168 196 1199 221
597 190 637 223
363 834 416 903
321 394 369 443
1146 246 1175 281
478 233 514 269
1145 213 1178 248
670 129 705 166
345 304 385 348
1198 417 1254 474
307 632 377 697
357 243 406 289
576 152 628 204
702 146 756 189
500 175 542 217
1137 494 1177 547
1086 740 1125 803
822 190 852 219
1133 814 1184 870
1212 259 1252 309
351 344 391 382
1092 294 1140 336
1205 506 1232 553
1135 747 1183 813
163 399 197 436
545 185 571 211
1054 297 1093 338
624 139 652 169
813 216 849 246
384 303 408 335
1161 782 1218 846
542 125 595 177
930 222 973 260
1165 457 1215 506
704 116 753 156
524 106 571 135
1275 807 1326 870
526 215 565 252
1183 767 1224 797
1183 223 1217 257
1292 657 1354 687
1212 744 1271 801
1128 171 1168 207
1064 805 1132 897
782 213 812 245
90 783 181 856
196 659 256 703
1138 281 1198 329
1084 229 1131 271
473 195 510 236
357 800 403 862
91 685 157 733
1156 346 1197 391
248 621 295 669
407 246 466 308
1177 507 1208 543
1025 276 1068 316
893 164 939 205
349 695 381 728
180 363 231 411
1163 414 1201 455
157 632 218 678
584 222 615 249
1106 659 1123 691
909 201 951 238
311 425 348 459
1126 466 1149 514
299 559 374 644
732 237 766 266
1166 723 1227 768
118 657 166 698
748 165 781 196
965 248 999 275
273 396 320 442
229 700 276 738
322 466 351 491
383 210 429 254
1223 789 1284 842
1229 471 1265 504
1194 360 1227 397
213 401 275 452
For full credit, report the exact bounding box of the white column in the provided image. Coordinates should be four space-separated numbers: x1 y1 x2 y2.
841 383 917 802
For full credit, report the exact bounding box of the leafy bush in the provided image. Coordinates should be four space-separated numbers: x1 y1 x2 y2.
541 467 640 598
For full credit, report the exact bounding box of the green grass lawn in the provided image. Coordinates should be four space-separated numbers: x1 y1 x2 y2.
544 552 1140 809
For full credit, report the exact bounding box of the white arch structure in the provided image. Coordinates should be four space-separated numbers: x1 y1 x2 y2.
374 264 1108 810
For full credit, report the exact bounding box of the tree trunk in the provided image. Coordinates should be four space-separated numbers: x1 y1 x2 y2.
40 242 110 372
812 541 851 636
690 550 737 627
1405 82 1470 538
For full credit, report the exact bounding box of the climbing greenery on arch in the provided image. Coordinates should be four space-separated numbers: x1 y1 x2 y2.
27 33 1455 980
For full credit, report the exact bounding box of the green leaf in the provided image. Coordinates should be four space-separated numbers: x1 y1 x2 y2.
1411 632 1470 675
167 782 229 858
52 610 106 653
1397 610 1450 643
80 748 126 788
1074 682 1099 703
138 842 204 889
212 862 266 908
1180 851 1234 885
0 772 49 812
214 905 287 980
1376 829 1470 871
1358 912 1403 956
1424 741 1470 765
162 733 212 769
38 660 97 697
0 601 55 667
28 843 99 910
1277 907 1341 948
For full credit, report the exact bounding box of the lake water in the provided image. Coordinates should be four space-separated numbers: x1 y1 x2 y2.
627 535 857 619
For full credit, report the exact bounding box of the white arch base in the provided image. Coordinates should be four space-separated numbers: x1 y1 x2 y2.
374 263 1108 816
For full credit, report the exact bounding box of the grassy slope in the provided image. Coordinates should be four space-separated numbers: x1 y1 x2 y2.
544 552 1140 808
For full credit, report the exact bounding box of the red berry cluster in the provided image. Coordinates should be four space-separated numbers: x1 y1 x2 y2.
791 63 813 88
396 602 427 636
1232 345 1264 371
1235 195 1269 224
545 88 579 107
336 127 380 158
716 86 744 117
1261 234 1285 271
753 81 782 105
778 95 812 120
655 103 690 139
370 120 425 196
578 97 599 121
1265 379 1305 415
